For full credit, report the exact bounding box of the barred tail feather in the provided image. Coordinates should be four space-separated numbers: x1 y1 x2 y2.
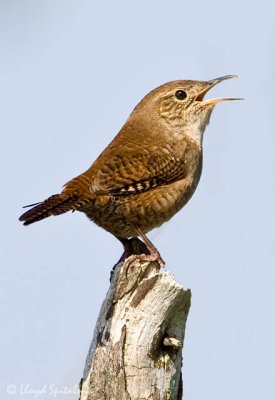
19 194 78 226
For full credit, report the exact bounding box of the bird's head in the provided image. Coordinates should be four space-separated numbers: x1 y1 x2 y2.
133 75 242 144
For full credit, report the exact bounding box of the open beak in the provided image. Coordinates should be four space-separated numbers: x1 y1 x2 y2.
195 75 243 105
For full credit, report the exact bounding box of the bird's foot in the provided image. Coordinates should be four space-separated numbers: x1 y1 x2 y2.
130 226 165 268
110 235 165 281
117 237 150 262
124 249 165 269
118 235 165 268
110 237 150 281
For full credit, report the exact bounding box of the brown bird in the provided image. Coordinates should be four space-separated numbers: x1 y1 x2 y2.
19 75 241 266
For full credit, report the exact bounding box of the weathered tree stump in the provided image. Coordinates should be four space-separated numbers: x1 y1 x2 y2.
79 255 191 400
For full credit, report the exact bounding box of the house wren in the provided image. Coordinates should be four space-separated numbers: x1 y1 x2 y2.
19 75 241 266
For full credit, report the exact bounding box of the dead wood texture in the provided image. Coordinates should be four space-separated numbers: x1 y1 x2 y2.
79 258 191 400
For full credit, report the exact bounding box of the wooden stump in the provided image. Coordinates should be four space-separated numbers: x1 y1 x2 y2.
79 258 191 400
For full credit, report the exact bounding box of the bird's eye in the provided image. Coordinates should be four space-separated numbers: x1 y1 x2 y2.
175 90 187 100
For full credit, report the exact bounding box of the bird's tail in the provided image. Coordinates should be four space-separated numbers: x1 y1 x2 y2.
19 194 79 226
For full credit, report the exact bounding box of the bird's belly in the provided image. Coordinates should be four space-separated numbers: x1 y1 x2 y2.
86 175 200 238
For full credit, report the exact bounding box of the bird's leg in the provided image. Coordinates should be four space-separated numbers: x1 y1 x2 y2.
131 226 165 268
110 232 164 281
110 236 151 281
117 236 150 261
117 225 165 269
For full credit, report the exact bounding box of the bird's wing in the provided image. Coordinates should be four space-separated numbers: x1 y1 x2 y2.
91 146 193 196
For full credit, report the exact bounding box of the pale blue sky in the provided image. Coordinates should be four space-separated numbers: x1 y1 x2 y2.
1 1 274 399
